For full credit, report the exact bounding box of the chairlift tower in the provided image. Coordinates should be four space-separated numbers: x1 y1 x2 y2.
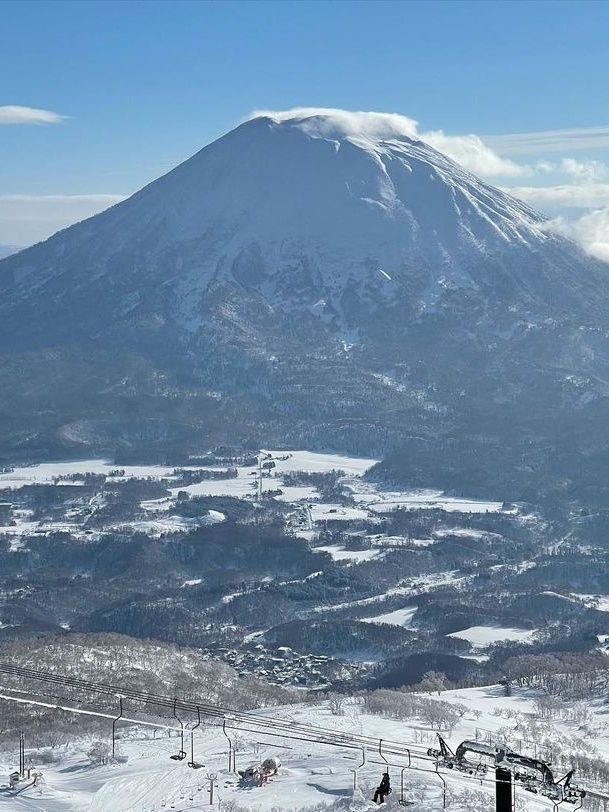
19 730 25 777
495 766 513 812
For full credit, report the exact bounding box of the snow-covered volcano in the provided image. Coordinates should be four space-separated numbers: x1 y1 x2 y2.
111 109 546 262
1 108 606 340
2 109 609 491
0 110 584 330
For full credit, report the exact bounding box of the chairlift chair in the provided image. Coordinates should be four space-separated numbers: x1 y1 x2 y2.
398 760 415 806
379 739 392 795
169 699 187 761
188 706 205 769
350 746 366 790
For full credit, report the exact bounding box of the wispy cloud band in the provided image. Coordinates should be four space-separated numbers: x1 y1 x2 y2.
504 184 609 210
0 105 66 125
485 125 609 155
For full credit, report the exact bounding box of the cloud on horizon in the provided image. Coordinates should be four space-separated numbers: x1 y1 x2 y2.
546 208 609 263
485 125 609 155
0 105 66 125
504 183 609 211
508 182 609 264
0 194 126 245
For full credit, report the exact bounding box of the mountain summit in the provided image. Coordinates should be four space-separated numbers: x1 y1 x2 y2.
2 109 609 500
0 110 599 339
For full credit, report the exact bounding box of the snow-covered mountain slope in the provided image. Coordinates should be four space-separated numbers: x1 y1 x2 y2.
1 685 604 811
1 110 607 340
2 110 609 497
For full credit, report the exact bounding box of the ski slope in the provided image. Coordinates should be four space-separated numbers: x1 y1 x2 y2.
1 683 603 811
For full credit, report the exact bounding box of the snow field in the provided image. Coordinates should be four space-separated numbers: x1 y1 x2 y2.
0 461 214 491
314 545 382 564
359 606 418 628
1 683 596 811
0 450 512 552
446 625 537 649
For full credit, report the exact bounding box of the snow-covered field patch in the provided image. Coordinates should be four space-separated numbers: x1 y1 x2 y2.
0 460 209 490
124 511 225 537
309 503 370 522
315 544 381 563
360 605 418 627
447 624 537 648
262 450 377 476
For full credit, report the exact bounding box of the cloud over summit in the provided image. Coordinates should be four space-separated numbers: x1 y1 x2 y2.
250 107 525 178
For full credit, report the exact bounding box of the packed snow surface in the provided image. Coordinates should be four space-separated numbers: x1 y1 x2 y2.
0 460 202 490
447 624 537 649
360 605 418 627
0 683 599 811
315 544 382 563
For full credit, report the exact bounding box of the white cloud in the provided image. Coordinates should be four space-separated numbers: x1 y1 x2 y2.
0 194 125 245
545 208 609 263
249 107 526 178
250 107 420 140
528 158 608 182
504 183 609 211
504 182 609 262
560 158 608 182
0 105 66 125
422 129 526 177
485 125 609 155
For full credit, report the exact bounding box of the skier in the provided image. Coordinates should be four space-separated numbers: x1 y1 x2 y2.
373 771 391 804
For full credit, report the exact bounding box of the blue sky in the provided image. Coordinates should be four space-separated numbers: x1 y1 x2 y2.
2 0 609 252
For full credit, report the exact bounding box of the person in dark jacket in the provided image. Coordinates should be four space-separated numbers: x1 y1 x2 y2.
373 772 391 804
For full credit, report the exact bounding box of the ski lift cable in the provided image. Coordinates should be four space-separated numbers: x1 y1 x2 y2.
0 665 594 802
0 664 432 759
0 677 571 799
0 687 533 796
0 672 576 800
0 665 445 778
0 687 492 783
0 690 182 733
0 688 580 805
0 662 434 762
